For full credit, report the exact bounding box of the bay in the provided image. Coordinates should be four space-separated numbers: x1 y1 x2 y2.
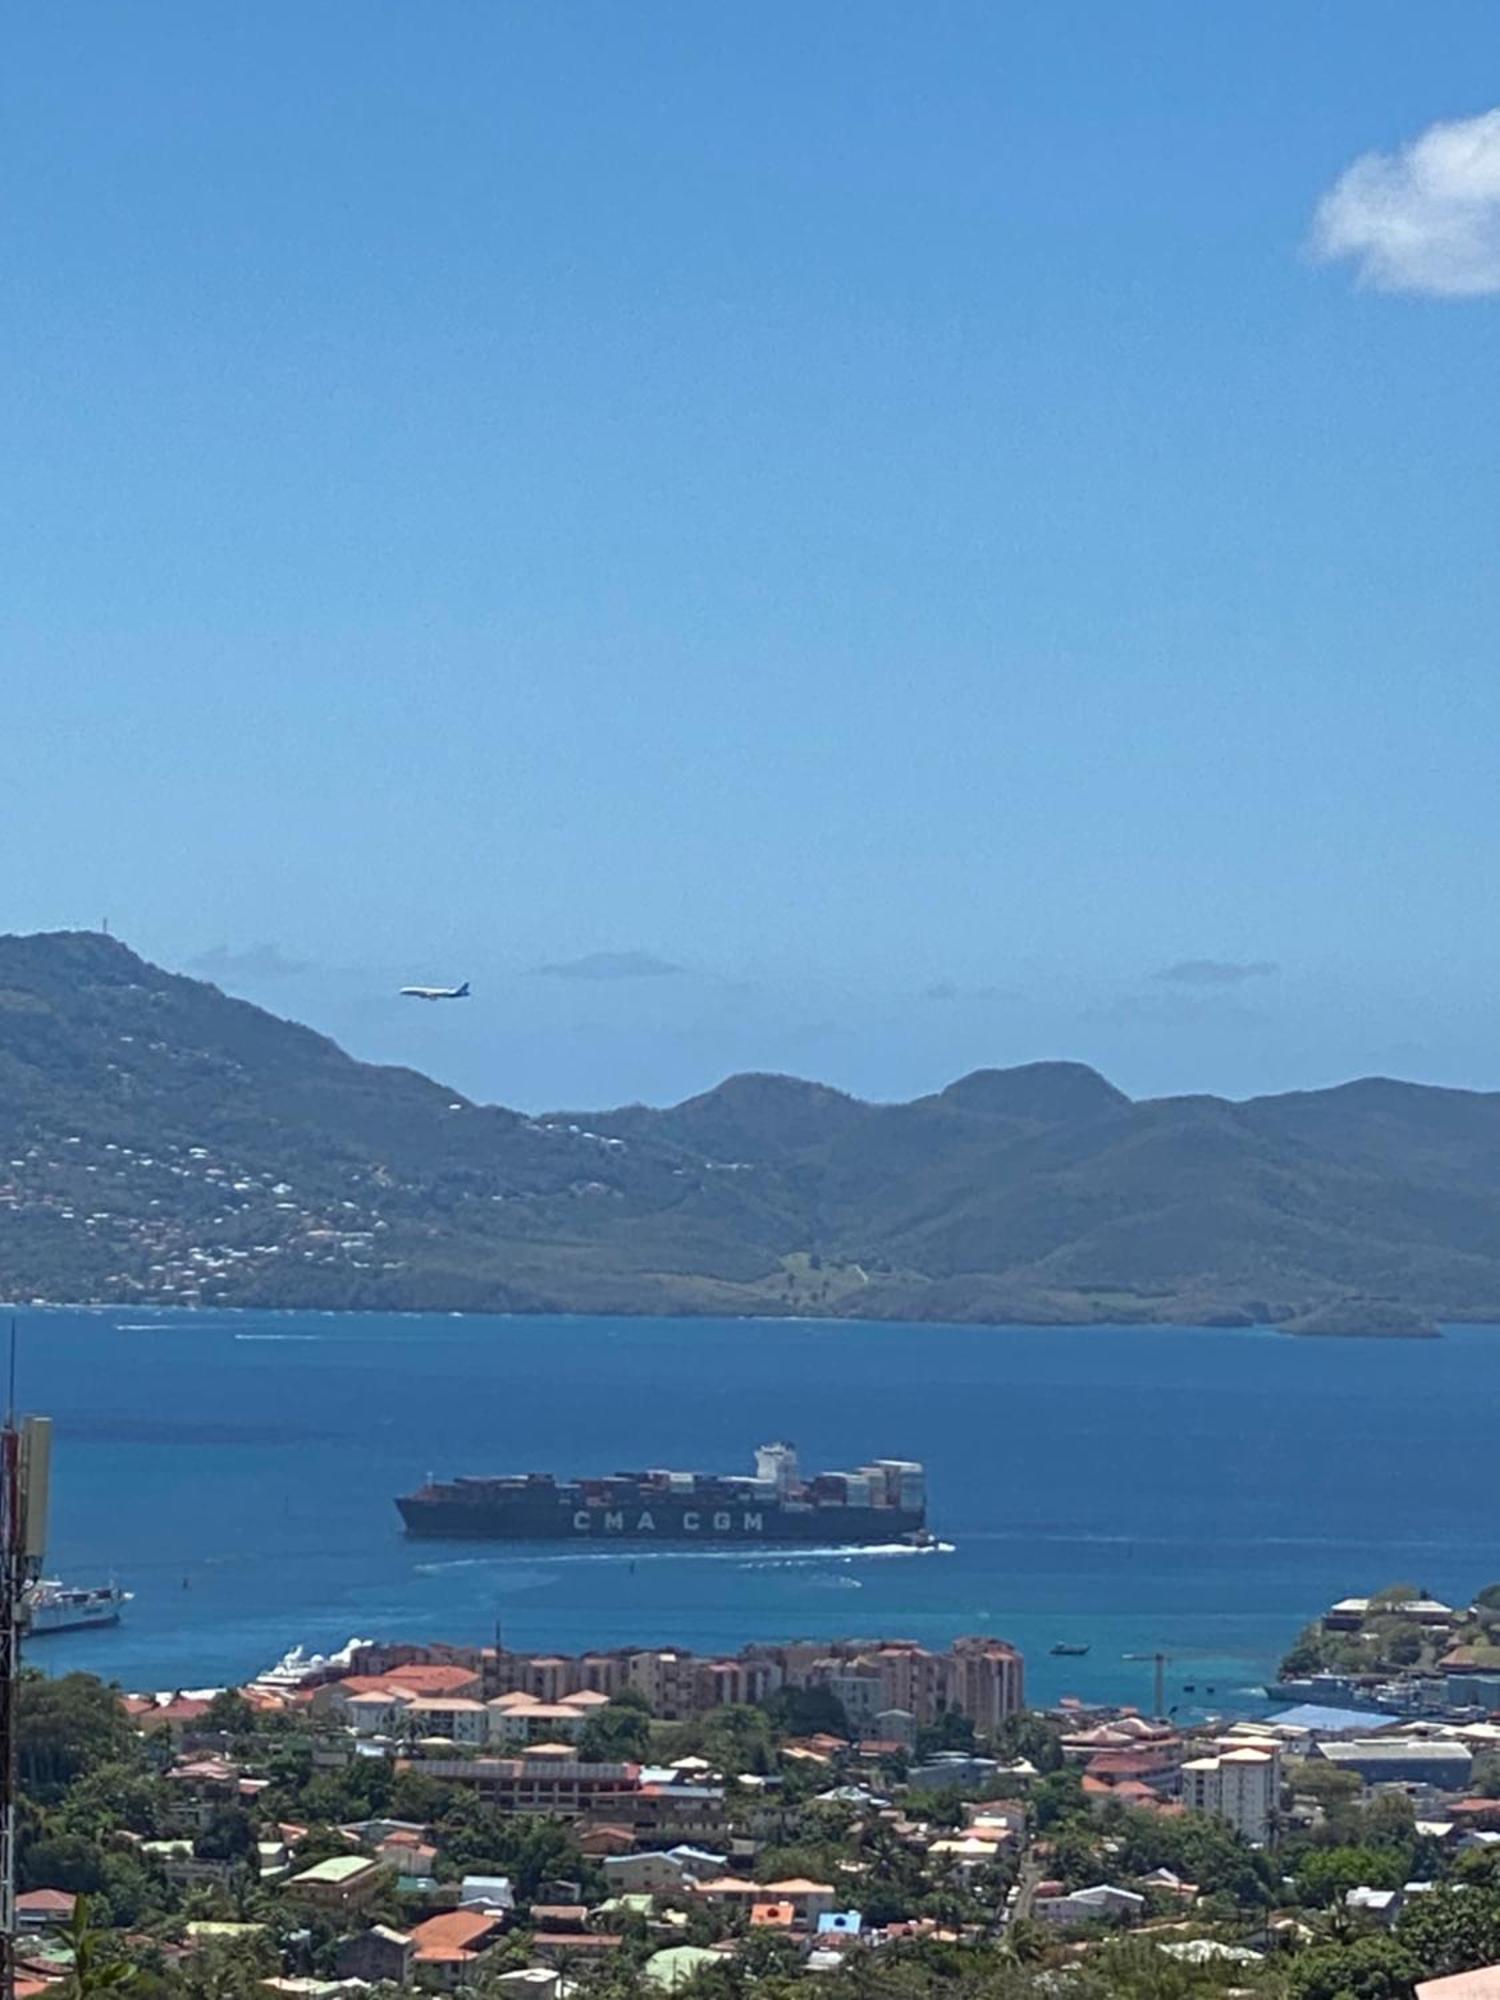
18 1308 1500 1713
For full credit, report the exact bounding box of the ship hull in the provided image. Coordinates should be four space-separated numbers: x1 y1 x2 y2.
397 1494 924 1544
26 1608 123 1635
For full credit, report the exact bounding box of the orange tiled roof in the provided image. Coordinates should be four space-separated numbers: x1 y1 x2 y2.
410 1911 500 1953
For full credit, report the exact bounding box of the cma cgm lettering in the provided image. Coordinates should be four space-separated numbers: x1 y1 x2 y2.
570 1508 764 1535
396 1443 930 1546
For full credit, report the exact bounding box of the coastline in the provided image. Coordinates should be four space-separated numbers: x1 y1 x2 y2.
3 1296 1458 1339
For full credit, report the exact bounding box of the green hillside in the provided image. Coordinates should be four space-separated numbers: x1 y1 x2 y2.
1 930 1497 1331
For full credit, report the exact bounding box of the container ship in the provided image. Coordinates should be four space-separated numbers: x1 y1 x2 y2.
397 1442 927 1545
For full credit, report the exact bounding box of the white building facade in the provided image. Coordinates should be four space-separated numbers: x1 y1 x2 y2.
1180 1744 1279 1844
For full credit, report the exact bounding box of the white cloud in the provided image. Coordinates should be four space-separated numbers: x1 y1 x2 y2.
532 950 684 981
1155 959 1278 987
189 942 310 981
1313 107 1500 296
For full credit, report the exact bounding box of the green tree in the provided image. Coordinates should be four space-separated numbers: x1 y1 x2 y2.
688 1705 775 1777
1113 1805 1274 1906
1296 1844 1404 1908
1359 1789 1418 1854
1290 1757 1364 1811
56 1763 162 1842
179 1932 277 2000
194 1805 257 1863
761 1685 850 1739
1397 1885 1500 1977
579 1700 653 1763
20 1833 107 1898
914 1710 975 1760
202 1690 256 1737
19 1674 134 1804
990 1713 1065 1773
1381 1623 1424 1667
97 1851 171 1930
1029 1769 1084 1829
1288 1933 1421 2000
1369 1583 1422 1607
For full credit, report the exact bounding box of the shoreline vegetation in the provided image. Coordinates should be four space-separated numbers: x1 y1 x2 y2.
0 929 1488 1338
0 1298 1451 1340
1280 1581 1500 1683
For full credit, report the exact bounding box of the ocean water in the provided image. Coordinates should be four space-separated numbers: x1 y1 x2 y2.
16 1308 1500 1713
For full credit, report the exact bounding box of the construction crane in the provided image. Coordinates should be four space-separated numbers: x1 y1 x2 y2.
1121 1648 1225 1719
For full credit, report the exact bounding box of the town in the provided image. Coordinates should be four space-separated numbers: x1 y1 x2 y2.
12 1593 1500 2000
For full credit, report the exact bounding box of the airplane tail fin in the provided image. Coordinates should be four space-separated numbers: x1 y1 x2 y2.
457 981 470 997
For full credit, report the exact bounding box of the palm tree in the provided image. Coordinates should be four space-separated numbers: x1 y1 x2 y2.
54 1896 137 1999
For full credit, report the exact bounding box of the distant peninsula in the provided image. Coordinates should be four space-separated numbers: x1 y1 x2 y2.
0 930 1496 1334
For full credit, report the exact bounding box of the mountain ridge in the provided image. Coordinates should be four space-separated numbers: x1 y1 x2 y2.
0 930 1492 1333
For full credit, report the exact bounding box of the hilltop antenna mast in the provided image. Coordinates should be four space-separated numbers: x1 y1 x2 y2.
0 1325 50 2000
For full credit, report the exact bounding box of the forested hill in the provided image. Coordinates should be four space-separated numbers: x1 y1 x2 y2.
0 930 1497 1332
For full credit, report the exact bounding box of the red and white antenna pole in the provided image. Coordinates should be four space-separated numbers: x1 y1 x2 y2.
0 1324 50 2000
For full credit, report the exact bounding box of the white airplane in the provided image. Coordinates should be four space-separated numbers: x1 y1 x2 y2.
399 980 470 1002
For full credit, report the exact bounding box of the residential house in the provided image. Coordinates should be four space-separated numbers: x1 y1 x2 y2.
491 1975 566 2000
407 1698 489 1747
1415 1969 1500 2000
529 1907 588 1935
409 1909 506 1988
874 1708 916 1748
335 1927 413 1985
602 1853 692 1896
530 1934 624 1967
690 1877 760 1912
666 1844 727 1881
458 1876 515 1914
139 1842 236 1892
486 1696 591 1746
1034 1885 1146 1927
1347 1886 1403 1925
283 1855 390 1908
311 1664 482 1718
644 1946 724 1990
750 1902 796 1930
161 1756 243 1834
761 1878 836 1923
907 1753 1000 1790
15 1891 76 1933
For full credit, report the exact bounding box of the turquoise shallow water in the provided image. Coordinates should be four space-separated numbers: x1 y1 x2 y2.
17 1308 1500 1711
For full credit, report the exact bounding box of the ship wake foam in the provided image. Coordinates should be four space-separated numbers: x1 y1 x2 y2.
412 1539 953 1575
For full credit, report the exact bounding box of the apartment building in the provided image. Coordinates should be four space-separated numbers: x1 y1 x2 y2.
1180 1742 1280 1844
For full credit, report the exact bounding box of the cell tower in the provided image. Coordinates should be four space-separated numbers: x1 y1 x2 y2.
0 1371 51 2000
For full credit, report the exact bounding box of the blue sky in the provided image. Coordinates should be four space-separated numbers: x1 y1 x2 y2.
6 3 1500 1110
